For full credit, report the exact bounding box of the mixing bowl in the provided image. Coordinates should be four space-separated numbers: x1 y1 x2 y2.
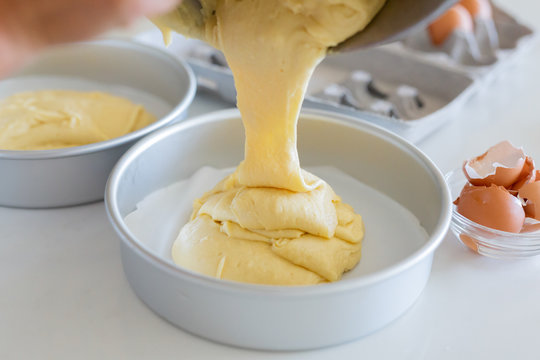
0 39 196 208
105 109 451 350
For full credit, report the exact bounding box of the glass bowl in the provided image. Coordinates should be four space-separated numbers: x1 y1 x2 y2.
445 168 540 259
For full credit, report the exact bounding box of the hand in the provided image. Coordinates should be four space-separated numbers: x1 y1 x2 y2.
0 0 180 76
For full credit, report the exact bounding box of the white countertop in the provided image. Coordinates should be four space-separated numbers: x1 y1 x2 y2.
2 1 540 359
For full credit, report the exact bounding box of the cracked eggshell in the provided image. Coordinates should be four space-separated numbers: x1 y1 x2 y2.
459 234 479 252
463 140 526 188
518 181 540 221
511 156 536 190
455 183 525 233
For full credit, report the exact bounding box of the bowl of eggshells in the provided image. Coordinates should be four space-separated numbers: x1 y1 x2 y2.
447 141 540 259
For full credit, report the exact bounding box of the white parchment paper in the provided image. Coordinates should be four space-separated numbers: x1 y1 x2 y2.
124 166 429 279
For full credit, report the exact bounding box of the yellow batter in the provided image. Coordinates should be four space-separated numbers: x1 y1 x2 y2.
0 90 156 150
155 0 385 285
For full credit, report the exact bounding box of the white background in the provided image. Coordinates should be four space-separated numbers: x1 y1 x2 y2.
1 0 540 358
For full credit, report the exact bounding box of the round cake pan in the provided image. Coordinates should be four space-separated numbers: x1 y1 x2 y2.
105 109 451 350
0 39 196 208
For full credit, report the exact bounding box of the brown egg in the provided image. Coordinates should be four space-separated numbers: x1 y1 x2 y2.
428 4 473 45
518 182 540 220
455 184 525 233
459 0 492 19
463 140 526 188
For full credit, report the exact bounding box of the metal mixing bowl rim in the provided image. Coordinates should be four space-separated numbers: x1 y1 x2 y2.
0 39 196 160
105 108 452 297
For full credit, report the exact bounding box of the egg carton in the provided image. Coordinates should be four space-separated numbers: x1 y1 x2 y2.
400 1 535 81
306 47 480 143
134 2 533 143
